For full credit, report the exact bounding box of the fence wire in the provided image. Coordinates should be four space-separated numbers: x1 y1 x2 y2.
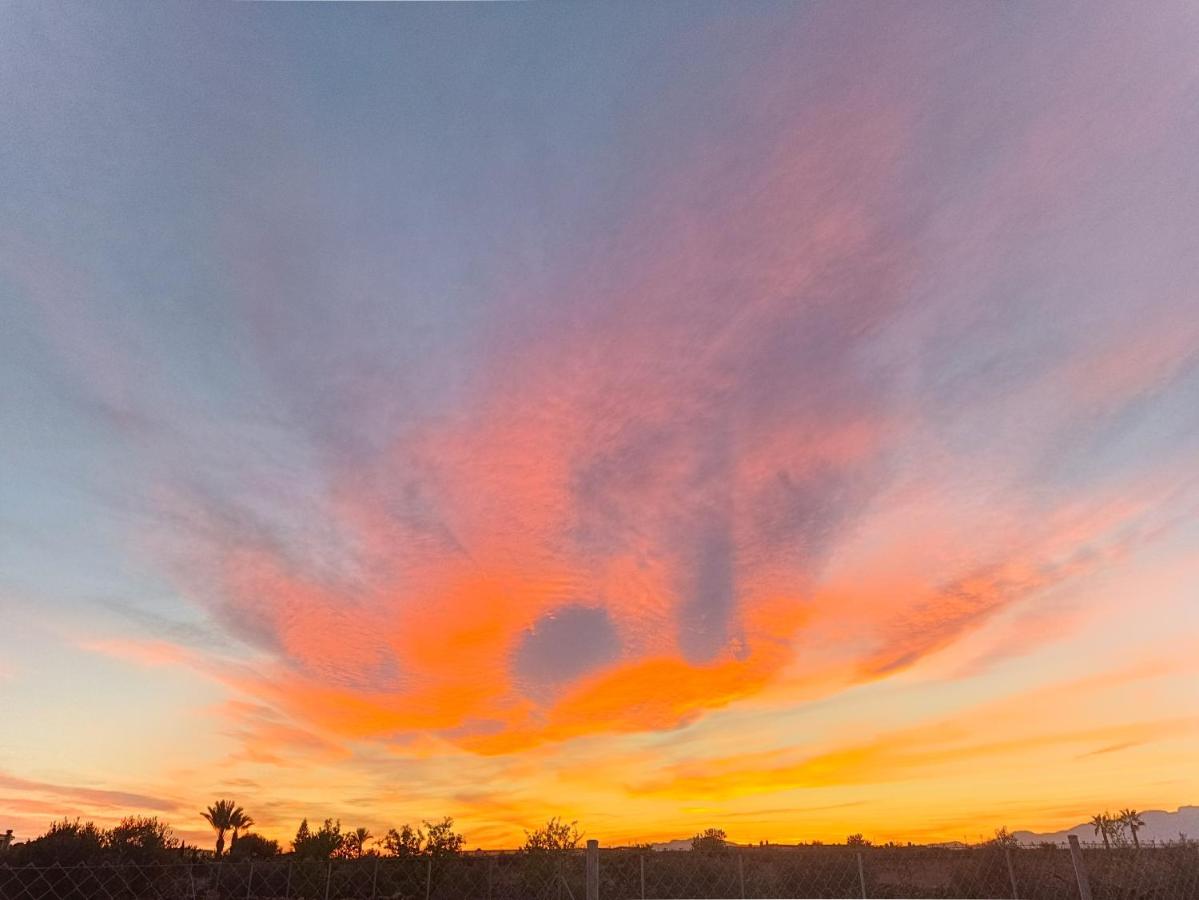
1 845 1196 900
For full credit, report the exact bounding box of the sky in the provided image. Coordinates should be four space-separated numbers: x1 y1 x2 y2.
1 1 1198 851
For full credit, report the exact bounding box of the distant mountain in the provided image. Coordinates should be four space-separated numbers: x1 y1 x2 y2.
650 839 695 851
1013 806 1199 845
643 807 1199 851
648 839 753 851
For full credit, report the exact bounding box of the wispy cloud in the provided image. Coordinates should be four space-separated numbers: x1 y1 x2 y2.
0 773 179 814
1 0 1197 846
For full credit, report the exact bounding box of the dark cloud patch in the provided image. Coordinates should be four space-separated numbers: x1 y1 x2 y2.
512 604 622 694
675 513 737 664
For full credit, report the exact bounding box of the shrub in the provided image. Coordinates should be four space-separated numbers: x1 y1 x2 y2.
523 818 583 854
382 824 424 857
691 828 729 853
293 818 344 859
423 817 464 857
13 820 106 865
227 832 281 859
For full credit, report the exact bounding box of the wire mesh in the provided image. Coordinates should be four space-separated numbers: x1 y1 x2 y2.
1 845 1196 900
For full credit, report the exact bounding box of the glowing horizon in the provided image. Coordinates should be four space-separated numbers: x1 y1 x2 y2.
1 2 1197 851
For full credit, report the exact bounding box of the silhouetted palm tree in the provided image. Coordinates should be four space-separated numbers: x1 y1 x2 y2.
1119 809 1145 850
230 808 253 850
1090 813 1112 851
202 800 251 858
347 827 373 858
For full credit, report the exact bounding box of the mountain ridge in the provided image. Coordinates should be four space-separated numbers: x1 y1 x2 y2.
640 806 1199 850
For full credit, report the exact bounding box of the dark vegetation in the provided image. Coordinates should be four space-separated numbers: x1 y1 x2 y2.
2 806 1197 900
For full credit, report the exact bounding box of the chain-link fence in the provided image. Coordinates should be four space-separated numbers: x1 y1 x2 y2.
0 853 586 900
598 842 1199 900
2 841 1196 900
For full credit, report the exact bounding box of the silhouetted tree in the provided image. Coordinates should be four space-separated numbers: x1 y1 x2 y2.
691 828 729 853
422 818 464 857
1090 813 1113 851
341 827 373 859
229 807 254 851
294 820 312 851
15 820 105 865
107 817 178 862
203 800 250 858
227 833 281 859
846 834 872 848
382 824 423 857
293 818 344 859
1119 809 1145 850
523 818 583 854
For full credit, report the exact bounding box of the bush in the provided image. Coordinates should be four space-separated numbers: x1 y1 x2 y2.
106 817 178 862
382 824 424 857
12 820 106 865
692 828 729 853
293 818 344 859
423 817 464 857
228 832 281 859
523 818 583 854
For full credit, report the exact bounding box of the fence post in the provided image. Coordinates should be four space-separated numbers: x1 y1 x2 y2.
425 855 433 900
738 853 745 899
190 864 197 900
284 861 292 900
369 856 379 900
324 861 332 900
487 856 494 900
856 851 867 899
247 862 255 900
639 854 645 900
1004 846 1018 900
586 839 599 900
1067 836 1093 900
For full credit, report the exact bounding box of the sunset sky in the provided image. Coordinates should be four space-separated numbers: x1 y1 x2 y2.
2 2 1198 850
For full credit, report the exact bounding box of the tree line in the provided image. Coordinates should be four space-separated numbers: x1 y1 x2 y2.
0 802 590 865
0 802 1163 866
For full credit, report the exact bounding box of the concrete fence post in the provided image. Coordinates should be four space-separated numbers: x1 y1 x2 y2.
370 856 379 900
856 851 867 899
639 854 645 900
324 861 332 900
425 856 433 900
284 861 292 900
246 862 255 900
586 839 599 900
1067 836 1093 900
738 853 745 899
1004 846 1018 900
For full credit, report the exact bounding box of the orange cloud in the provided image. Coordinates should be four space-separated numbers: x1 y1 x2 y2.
91 3 1197 791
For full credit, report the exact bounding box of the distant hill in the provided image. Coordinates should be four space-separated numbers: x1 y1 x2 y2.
650 839 695 851
643 807 1199 851
1013 806 1199 845
649 838 754 851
